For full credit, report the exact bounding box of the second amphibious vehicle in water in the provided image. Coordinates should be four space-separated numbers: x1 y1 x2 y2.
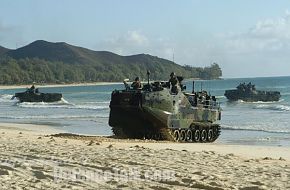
224 82 281 102
109 72 221 143
13 85 62 103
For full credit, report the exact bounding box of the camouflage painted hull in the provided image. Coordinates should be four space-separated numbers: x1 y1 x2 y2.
224 90 281 102
109 88 221 143
14 92 62 103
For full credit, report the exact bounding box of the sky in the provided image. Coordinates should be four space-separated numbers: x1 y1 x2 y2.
1 0 290 78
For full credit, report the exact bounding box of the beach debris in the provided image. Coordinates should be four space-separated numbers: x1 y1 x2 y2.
107 144 113 148
262 157 273 160
19 132 22 134
129 145 146 150
48 137 55 142
224 153 235 159
87 140 94 146
32 170 47 179
279 157 286 161
0 169 9 175
37 137 42 139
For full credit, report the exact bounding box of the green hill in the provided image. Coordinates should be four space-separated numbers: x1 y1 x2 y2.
0 40 222 84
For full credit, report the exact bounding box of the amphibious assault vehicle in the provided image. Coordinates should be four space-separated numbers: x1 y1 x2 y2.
13 86 62 103
224 82 281 102
109 72 221 143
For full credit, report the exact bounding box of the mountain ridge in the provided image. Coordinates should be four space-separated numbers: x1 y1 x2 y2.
0 46 10 55
6 40 178 66
0 40 222 84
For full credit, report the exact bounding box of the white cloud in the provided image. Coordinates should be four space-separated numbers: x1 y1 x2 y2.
95 12 290 78
96 30 151 55
126 31 148 46
0 21 24 48
224 11 290 54
212 11 290 77
104 30 148 47
96 30 175 59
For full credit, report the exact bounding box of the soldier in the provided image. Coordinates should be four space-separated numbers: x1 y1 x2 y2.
247 82 253 92
29 85 35 93
169 72 178 94
131 77 141 89
252 84 256 91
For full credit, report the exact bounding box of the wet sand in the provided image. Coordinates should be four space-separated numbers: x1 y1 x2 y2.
0 123 289 189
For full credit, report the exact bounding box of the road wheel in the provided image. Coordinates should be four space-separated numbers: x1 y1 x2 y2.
180 130 186 142
193 129 200 142
200 129 207 142
173 130 180 142
207 129 213 142
186 130 192 142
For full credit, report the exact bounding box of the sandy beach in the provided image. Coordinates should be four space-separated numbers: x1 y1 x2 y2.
0 123 289 189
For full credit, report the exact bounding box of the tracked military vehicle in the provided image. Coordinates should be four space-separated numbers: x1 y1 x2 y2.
109 72 221 143
225 82 281 102
13 86 62 103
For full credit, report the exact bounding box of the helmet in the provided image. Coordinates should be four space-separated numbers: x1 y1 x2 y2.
135 77 139 81
170 72 175 77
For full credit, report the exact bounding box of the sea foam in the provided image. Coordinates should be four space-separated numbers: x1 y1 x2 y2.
253 104 290 112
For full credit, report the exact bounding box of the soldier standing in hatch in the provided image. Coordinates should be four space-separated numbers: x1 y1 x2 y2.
29 84 36 93
169 72 179 94
131 77 141 89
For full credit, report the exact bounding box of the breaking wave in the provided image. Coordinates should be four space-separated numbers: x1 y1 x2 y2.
73 104 109 110
0 114 108 120
215 96 225 99
253 104 290 112
0 94 17 103
237 99 284 104
16 99 109 110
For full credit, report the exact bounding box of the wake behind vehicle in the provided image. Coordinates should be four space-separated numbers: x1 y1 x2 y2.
13 86 62 103
109 72 221 143
224 82 281 102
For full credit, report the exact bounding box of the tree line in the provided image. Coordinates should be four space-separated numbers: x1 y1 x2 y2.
0 57 222 85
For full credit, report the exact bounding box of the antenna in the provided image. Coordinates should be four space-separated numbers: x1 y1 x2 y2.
208 80 211 96
146 70 150 85
172 48 174 63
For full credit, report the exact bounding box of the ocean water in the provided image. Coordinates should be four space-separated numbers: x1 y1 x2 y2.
0 76 289 147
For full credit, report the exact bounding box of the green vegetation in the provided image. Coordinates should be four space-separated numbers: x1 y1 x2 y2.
0 40 222 84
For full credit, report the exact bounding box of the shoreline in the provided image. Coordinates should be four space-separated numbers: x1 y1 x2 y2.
0 77 223 90
0 82 122 90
